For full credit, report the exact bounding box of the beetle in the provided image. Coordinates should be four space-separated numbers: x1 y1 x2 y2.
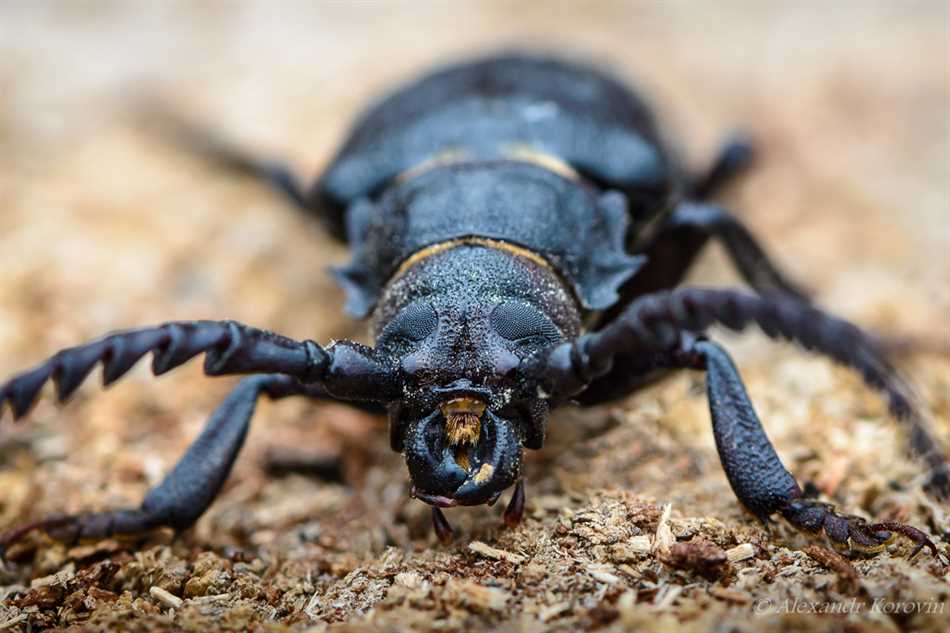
0 54 946 560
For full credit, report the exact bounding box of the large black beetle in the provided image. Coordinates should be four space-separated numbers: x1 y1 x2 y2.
1 54 945 558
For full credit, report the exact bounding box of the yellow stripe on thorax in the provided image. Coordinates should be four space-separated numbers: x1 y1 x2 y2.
389 237 554 285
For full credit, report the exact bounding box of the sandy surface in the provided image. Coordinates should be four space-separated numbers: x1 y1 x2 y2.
0 2 948 631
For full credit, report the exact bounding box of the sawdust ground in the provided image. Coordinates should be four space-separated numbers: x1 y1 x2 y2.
0 2 948 632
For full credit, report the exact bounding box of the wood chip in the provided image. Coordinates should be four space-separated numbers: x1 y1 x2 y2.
588 565 621 585
653 584 682 609
394 571 422 588
725 543 756 563
448 579 509 611
709 586 751 604
30 567 74 589
618 590 638 626
468 540 526 564
0 614 29 631
804 545 858 581
67 540 120 560
539 602 571 622
304 590 321 618
149 586 183 609
191 593 232 603
661 538 728 580
628 535 653 554
87 586 119 603
652 503 675 554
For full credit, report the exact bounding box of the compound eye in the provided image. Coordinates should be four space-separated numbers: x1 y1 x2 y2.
490 300 560 344
382 301 438 343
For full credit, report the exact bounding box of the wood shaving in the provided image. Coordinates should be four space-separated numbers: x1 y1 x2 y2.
447 579 509 611
468 541 526 564
149 586 183 610
653 503 675 554
726 543 756 563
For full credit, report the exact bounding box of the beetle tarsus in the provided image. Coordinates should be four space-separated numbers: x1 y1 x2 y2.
432 507 455 544
0 515 74 560
780 500 944 562
869 520 946 563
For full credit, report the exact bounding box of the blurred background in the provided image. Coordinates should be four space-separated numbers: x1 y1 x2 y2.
0 2 948 630
1 2 948 350
2 1 948 346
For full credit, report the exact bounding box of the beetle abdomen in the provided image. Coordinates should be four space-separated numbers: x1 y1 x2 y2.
317 54 676 237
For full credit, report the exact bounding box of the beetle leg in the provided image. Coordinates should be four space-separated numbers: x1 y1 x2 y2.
612 202 809 319
682 338 802 521
264 452 346 483
0 320 398 421
690 136 755 200
565 335 942 561
148 105 310 209
864 521 943 561
669 202 809 301
544 288 950 499
0 374 312 558
431 507 455 544
738 337 937 559
503 480 526 527
693 339 942 561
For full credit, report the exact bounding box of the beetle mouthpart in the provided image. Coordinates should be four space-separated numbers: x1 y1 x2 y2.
404 408 521 507
451 411 522 505
440 397 486 471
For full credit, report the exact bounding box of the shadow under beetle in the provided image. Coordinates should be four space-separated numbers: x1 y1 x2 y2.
1 54 947 560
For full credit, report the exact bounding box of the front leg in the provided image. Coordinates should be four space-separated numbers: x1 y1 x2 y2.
693 338 940 559
1 374 311 557
0 320 401 556
541 290 947 560
544 288 950 498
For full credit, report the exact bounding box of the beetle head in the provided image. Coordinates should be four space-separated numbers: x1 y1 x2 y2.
373 245 580 506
